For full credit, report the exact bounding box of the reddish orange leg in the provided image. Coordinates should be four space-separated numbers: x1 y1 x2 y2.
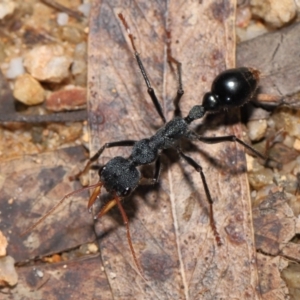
95 193 145 279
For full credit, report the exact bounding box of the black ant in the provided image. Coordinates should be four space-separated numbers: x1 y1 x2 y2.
23 13 264 277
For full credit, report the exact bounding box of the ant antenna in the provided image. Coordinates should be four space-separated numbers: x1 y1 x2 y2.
20 181 103 237
118 13 138 53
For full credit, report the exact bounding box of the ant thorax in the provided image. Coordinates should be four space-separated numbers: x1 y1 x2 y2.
150 117 190 150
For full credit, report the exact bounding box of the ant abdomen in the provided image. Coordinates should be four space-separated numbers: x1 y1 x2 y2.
202 67 260 112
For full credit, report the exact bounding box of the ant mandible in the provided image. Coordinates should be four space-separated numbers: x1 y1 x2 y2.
23 13 264 277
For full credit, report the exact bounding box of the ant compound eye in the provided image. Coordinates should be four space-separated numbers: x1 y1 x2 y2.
121 187 132 197
98 166 106 176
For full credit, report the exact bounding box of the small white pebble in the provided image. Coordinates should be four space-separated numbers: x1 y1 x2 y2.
247 119 267 142
283 135 295 148
5 57 24 79
110 272 116 279
267 118 275 128
35 269 44 278
0 0 16 20
0 256 18 286
57 13 69 26
236 21 268 42
251 0 296 28
23 44 72 83
280 175 287 181
78 3 91 17
87 243 98 254
251 190 257 198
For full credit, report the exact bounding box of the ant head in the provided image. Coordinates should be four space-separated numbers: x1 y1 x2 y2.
202 67 260 112
99 156 140 197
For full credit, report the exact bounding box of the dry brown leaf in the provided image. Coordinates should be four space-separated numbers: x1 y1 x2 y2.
237 22 300 106
256 253 290 300
0 147 111 298
253 190 296 256
11 255 111 299
87 1 260 299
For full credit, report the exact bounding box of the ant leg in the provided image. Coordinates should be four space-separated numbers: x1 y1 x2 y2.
197 135 265 160
177 149 222 246
135 54 166 124
166 31 184 117
70 140 136 180
95 193 144 278
153 157 161 183
139 157 161 185
118 13 166 124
